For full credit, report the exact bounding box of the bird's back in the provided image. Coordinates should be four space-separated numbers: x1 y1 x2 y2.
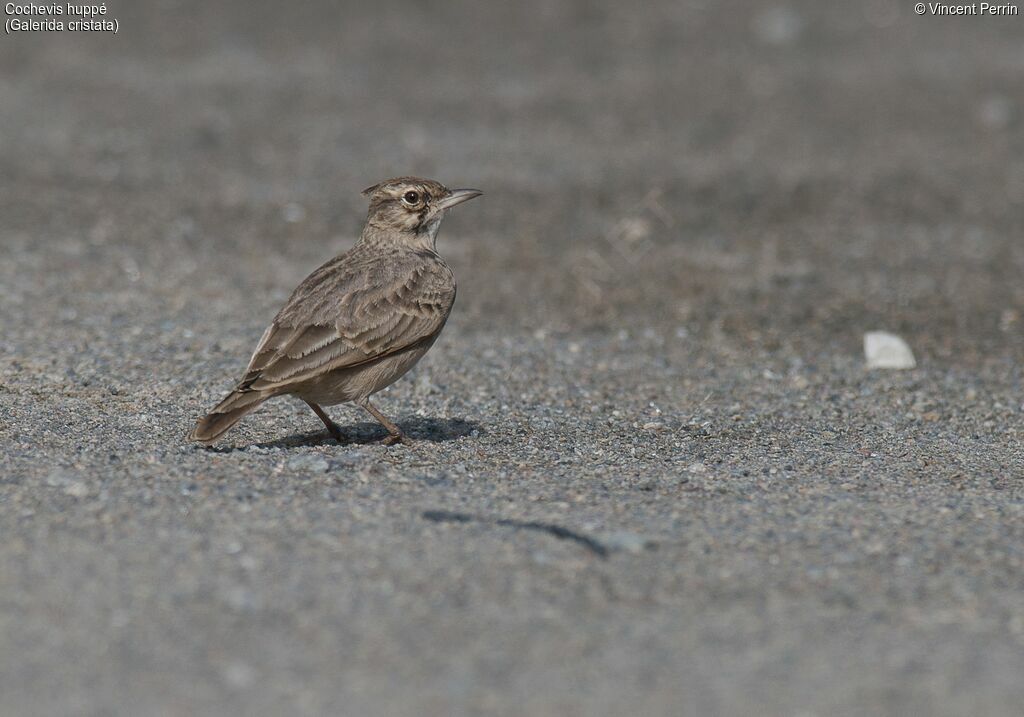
238 243 456 395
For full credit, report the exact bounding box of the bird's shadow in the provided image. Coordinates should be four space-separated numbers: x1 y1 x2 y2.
204 416 481 452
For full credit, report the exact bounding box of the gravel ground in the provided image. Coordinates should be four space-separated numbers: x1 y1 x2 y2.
2 2 1023 715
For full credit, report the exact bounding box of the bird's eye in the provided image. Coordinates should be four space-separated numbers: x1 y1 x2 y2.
402 190 421 205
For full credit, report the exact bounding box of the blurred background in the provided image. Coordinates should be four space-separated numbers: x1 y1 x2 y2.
2 1 1023 715
4 0 1022 355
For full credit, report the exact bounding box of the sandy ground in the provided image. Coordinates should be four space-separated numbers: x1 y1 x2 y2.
1 1 1023 715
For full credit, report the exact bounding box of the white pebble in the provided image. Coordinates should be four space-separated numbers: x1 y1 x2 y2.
864 331 917 370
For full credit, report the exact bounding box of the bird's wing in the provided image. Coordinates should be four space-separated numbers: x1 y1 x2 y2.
237 250 455 393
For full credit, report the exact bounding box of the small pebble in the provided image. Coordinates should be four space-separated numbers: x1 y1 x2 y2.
864 331 916 370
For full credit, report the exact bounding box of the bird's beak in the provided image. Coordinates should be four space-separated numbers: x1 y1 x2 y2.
436 188 483 210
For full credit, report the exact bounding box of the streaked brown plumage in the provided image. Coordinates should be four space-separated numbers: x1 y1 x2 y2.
190 177 482 445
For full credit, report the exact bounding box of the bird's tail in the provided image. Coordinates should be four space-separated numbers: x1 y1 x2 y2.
190 388 268 444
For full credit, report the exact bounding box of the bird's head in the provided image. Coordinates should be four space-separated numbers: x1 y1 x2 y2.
361 177 482 247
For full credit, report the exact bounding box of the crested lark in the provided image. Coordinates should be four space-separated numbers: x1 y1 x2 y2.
190 177 482 445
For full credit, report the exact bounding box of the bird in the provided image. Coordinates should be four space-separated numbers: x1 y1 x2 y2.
190 177 482 446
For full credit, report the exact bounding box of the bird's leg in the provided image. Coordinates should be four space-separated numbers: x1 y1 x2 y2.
303 399 345 442
358 398 411 445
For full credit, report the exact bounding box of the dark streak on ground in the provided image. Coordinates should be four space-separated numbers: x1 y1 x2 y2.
422 510 610 558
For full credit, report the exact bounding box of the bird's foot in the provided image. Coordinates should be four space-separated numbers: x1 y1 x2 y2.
379 432 412 447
